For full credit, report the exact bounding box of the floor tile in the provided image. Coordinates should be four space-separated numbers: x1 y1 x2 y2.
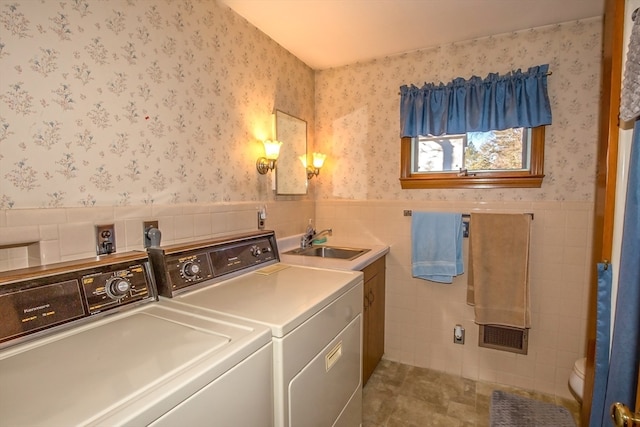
362 360 581 427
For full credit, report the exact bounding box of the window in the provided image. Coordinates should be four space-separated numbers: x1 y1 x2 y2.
400 126 545 189
413 128 530 173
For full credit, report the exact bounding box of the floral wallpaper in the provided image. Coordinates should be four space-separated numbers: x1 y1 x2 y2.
315 18 602 202
0 0 315 209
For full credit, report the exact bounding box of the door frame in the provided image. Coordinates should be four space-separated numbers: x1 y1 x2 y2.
582 0 625 425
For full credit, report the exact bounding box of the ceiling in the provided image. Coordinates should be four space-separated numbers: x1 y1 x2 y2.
218 0 605 70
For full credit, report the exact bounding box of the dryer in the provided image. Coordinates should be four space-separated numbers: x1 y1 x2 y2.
148 230 364 427
0 251 273 426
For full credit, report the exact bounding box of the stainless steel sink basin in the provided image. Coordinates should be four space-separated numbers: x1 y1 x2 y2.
284 245 370 260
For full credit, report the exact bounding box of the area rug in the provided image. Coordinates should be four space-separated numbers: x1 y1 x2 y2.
490 390 576 427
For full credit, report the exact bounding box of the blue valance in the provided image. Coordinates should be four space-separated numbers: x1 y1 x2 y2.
399 64 552 137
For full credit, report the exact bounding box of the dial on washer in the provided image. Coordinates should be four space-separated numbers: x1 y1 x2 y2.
105 277 131 299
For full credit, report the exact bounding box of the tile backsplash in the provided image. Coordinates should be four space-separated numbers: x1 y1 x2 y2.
0 200 314 270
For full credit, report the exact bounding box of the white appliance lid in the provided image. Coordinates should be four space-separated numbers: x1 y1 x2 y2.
172 264 363 337
0 303 270 426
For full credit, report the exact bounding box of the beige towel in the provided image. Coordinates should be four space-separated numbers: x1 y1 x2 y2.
467 213 531 328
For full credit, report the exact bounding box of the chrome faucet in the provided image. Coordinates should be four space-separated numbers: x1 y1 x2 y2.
300 228 332 248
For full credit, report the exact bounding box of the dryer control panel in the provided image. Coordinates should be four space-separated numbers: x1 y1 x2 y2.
148 230 279 297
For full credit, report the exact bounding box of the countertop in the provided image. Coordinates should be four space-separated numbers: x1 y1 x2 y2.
277 234 389 272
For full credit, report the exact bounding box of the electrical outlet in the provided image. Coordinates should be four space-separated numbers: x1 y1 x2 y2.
257 206 266 230
95 224 116 255
453 324 465 344
462 221 470 238
143 220 159 248
257 212 265 230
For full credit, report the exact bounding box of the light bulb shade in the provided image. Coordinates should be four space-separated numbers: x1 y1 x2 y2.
312 152 326 168
263 140 282 160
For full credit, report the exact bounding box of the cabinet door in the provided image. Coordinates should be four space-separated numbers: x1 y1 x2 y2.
362 256 386 385
368 266 385 376
362 277 374 383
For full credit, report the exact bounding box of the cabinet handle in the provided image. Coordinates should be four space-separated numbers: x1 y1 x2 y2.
364 294 369 310
369 289 375 304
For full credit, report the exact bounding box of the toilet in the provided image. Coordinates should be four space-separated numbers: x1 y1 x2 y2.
569 357 586 402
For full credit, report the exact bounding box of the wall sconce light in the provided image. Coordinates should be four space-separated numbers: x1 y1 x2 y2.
299 152 327 179
256 140 282 174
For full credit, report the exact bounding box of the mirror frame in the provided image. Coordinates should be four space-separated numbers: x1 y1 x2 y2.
275 110 308 195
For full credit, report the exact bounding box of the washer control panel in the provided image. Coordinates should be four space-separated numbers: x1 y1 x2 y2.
81 263 152 315
0 254 155 348
149 231 279 297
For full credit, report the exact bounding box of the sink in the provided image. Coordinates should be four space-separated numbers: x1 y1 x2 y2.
284 245 370 261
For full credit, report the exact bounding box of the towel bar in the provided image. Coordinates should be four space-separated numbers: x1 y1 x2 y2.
403 210 534 220
404 210 533 239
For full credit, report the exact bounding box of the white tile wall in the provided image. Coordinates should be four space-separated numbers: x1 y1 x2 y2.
315 199 593 400
0 200 314 269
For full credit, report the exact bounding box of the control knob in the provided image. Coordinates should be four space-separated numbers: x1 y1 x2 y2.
250 245 262 257
105 277 131 299
181 261 201 278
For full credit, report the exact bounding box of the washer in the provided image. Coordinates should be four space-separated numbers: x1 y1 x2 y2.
0 252 273 427
148 230 364 427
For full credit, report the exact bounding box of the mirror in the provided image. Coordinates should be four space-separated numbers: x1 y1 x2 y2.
275 110 308 195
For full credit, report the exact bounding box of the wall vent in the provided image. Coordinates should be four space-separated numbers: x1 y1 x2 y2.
478 325 528 354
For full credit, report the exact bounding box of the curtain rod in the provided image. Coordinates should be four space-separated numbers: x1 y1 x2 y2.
397 71 552 95
403 210 534 220
404 71 553 81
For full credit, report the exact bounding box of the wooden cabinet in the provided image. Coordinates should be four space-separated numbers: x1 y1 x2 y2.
362 255 386 385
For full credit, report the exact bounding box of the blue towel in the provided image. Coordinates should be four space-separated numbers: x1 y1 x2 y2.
411 212 464 283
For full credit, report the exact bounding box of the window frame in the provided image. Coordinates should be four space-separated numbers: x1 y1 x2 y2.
400 126 545 189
